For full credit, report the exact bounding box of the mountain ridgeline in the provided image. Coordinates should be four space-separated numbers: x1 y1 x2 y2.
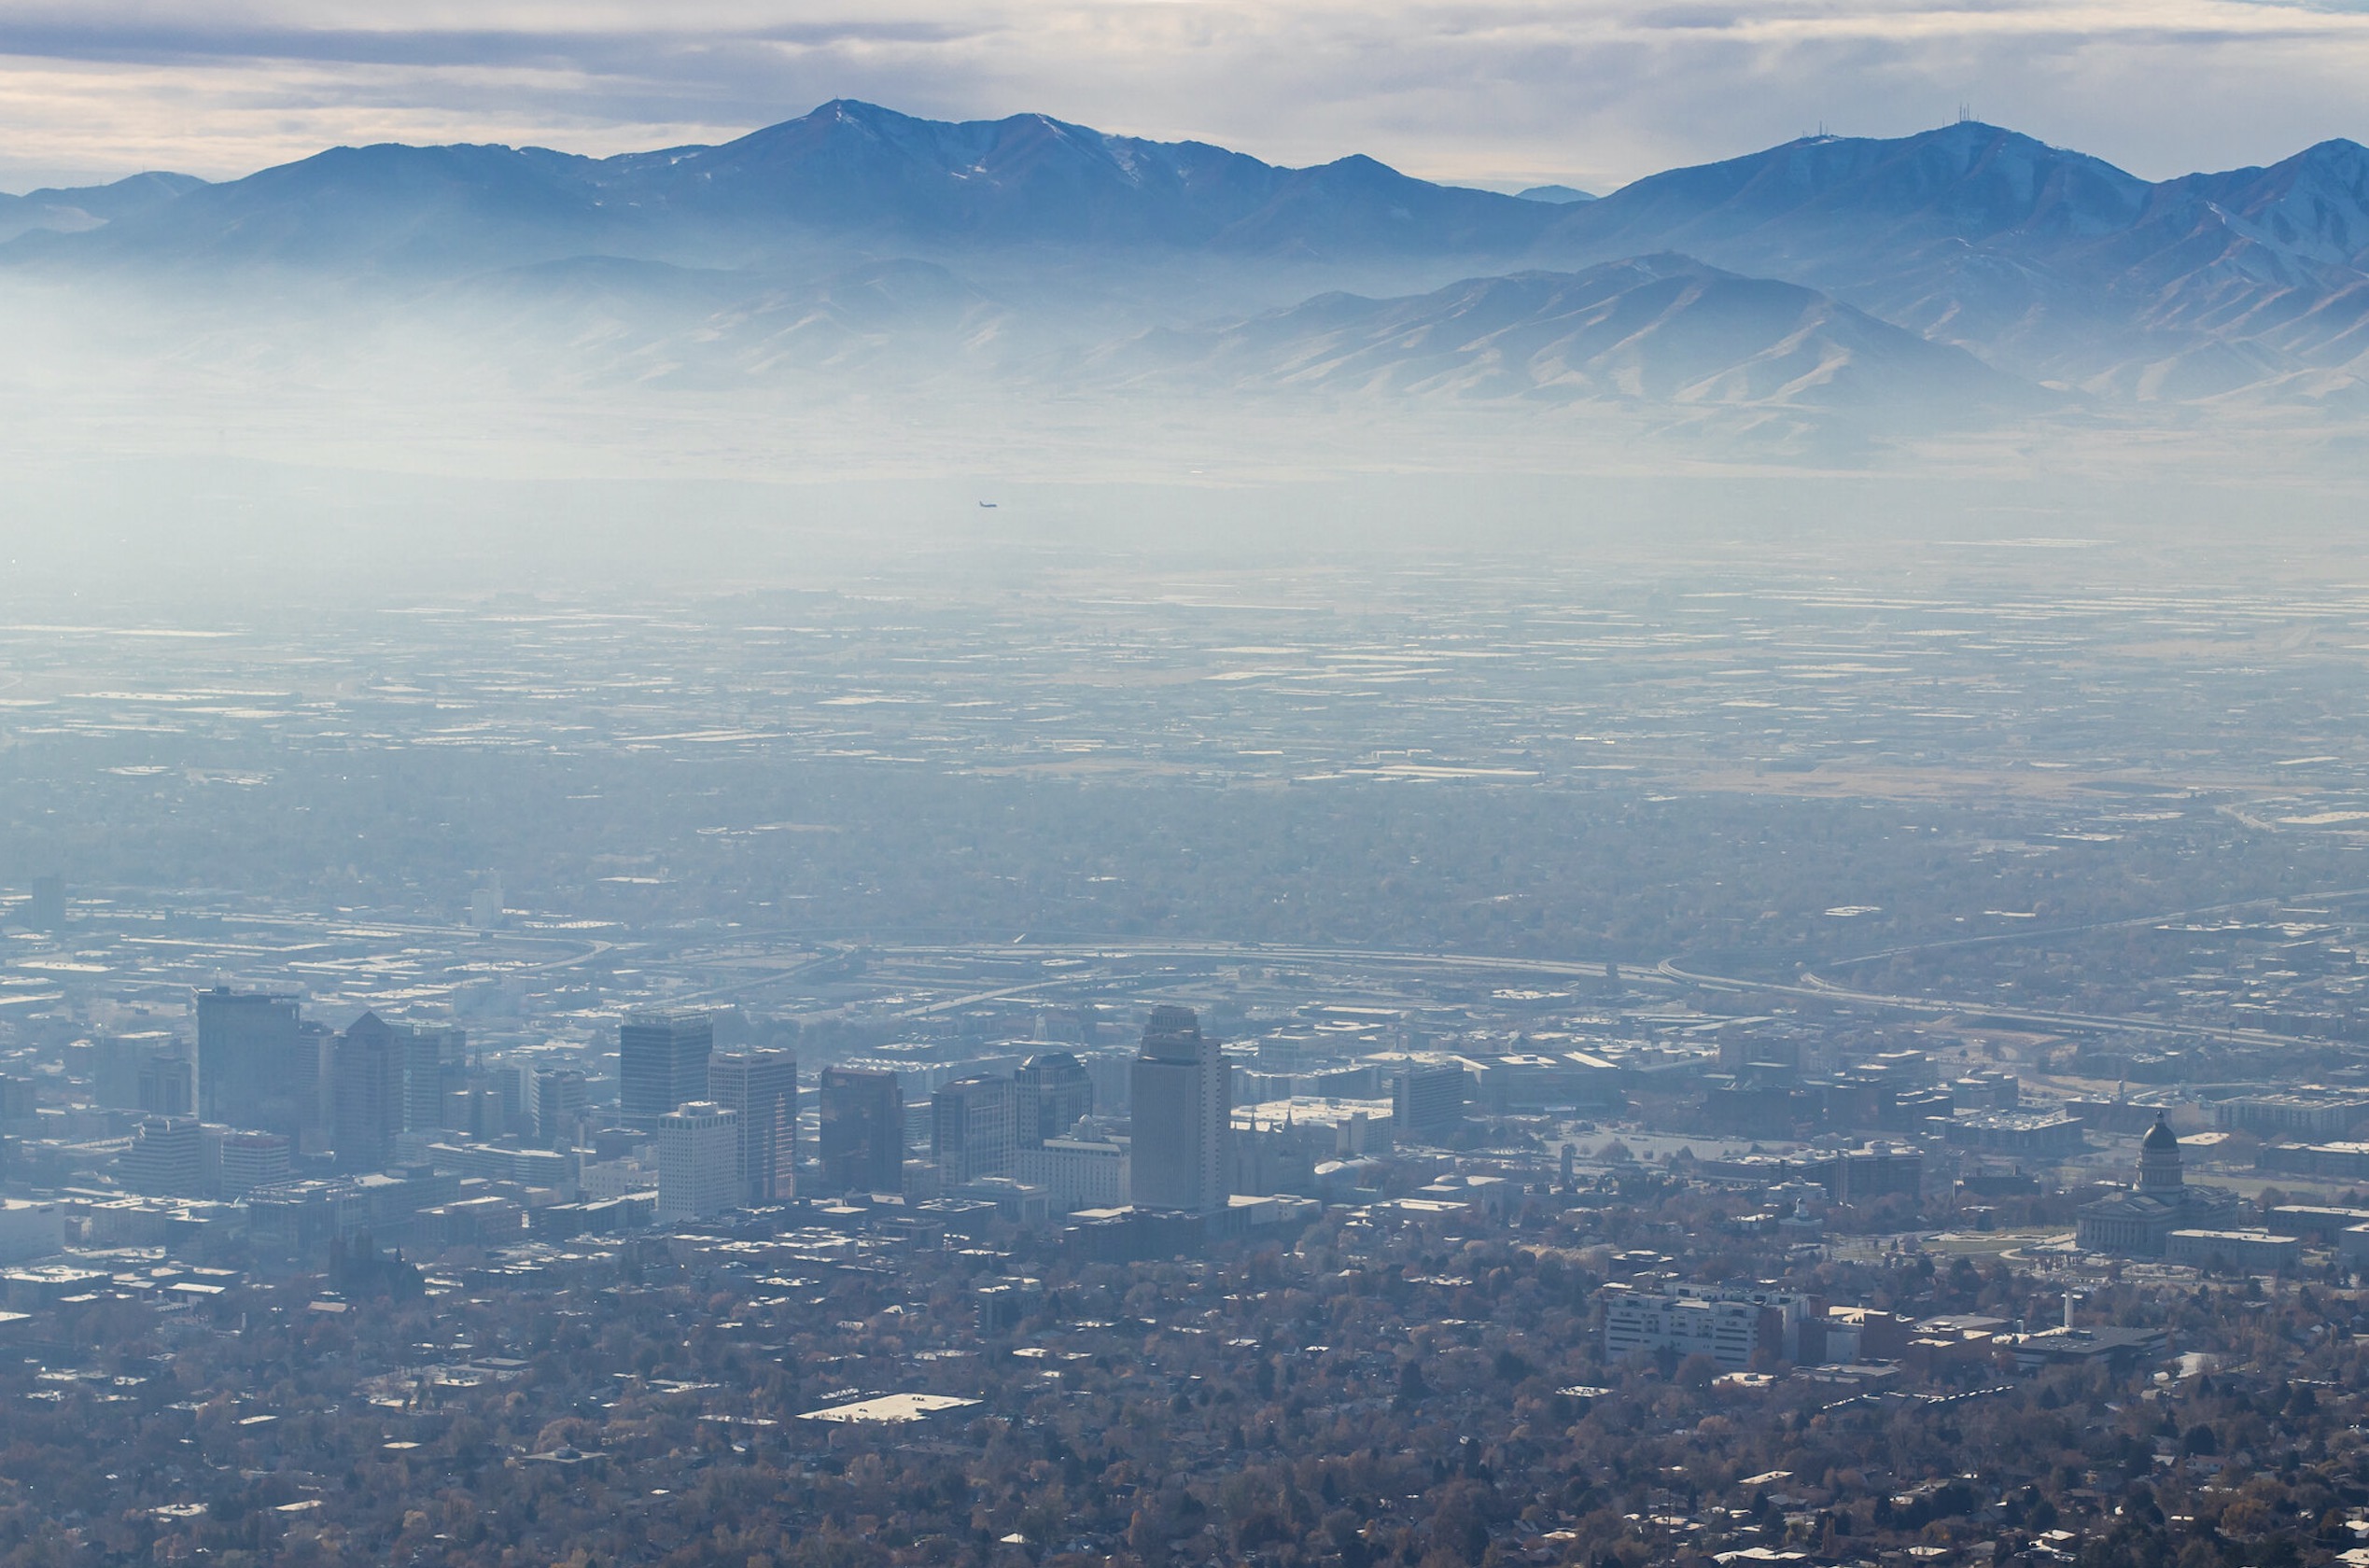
7 99 2369 441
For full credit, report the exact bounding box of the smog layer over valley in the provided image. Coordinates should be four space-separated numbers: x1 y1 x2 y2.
7 10 2369 1568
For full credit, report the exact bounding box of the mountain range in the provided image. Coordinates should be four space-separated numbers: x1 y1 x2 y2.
1096 258 2041 423
7 99 2369 441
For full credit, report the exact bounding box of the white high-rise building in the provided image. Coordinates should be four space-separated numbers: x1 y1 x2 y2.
656 1101 740 1222
1129 1006 1228 1213
1014 1134 1129 1211
470 874 504 931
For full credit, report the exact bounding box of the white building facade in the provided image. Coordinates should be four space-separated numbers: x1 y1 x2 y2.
1015 1135 1129 1211
1601 1282 1810 1371
656 1101 740 1222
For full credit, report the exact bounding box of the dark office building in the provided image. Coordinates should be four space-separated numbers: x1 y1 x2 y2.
26 875 64 931
0 1073 35 1133
618 1010 713 1128
819 1067 904 1196
1016 1051 1096 1147
534 1067 588 1147
1393 1062 1469 1145
331 1012 406 1174
95 1035 189 1113
138 1053 195 1118
932 1074 1017 1186
92 1037 140 1110
1801 1144 1926 1203
709 1047 797 1204
443 1072 512 1140
196 987 308 1137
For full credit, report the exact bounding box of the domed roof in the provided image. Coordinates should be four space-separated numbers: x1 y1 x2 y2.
2143 1113 2180 1152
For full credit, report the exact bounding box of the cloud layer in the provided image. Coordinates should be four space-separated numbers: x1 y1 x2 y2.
1 0 2366 192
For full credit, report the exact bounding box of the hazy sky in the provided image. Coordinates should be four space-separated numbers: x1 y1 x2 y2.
1 0 2365 192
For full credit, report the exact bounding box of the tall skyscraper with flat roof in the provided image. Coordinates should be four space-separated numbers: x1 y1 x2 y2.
1016 1051 1095 1147
535 1067 588 1148
93 1034 166 1109
708 1047 797 1205
332 1011 406 1174
0 1074 35 1134
400 1022 466 1132
100 1035 194 1118
1129 1005 1229 1214
932 1074 1017 1186
656 1101 740 1223
26 875 63 931
619 1010 712 1128
196 987 306 1136
138 1054 194 1118
1393 1063 1468 1145
819 1067 904 1196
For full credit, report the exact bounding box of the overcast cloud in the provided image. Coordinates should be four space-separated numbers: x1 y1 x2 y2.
0 0 2364 192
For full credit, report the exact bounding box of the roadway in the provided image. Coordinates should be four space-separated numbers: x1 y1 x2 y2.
1656 961 2307 1049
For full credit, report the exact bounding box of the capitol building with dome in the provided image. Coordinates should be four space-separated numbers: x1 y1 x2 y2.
2075 1113 2242 1257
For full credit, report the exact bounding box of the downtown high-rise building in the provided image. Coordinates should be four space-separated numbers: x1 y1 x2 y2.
618 1010 713 1128
708 1047 797 1205
331 1012 406 1174
0 1073 32 1134
93 1034 176 1110
656 1101 740 1222
118 1115 203 1197
1129 1005 1229 1214
215 1128 292 1199
932 1074 1017 1187
534 1067 589 1148
1015 1051 1095 1147
400 1022 467 1132
195 987 307 1136
818 1067 904 1196
137 1052 195 1118
1393 1062 1470 1145
27 875 64 931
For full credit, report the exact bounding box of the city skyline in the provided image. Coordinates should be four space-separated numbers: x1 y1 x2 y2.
0 7 2362 1566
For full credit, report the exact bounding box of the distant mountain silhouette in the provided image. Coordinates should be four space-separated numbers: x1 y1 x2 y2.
1521 122 2369 392
0 170 204 245
1097 257 2045 421
6 103 2369 420
605 102 1544 257
15 100 1550 273
1534 123 2151 263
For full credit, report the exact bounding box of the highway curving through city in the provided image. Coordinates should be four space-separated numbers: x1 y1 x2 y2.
1654 959 2306 1048
1674 881 2369 1046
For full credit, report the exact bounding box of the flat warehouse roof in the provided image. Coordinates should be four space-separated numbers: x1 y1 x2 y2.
799 1393 981 1424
